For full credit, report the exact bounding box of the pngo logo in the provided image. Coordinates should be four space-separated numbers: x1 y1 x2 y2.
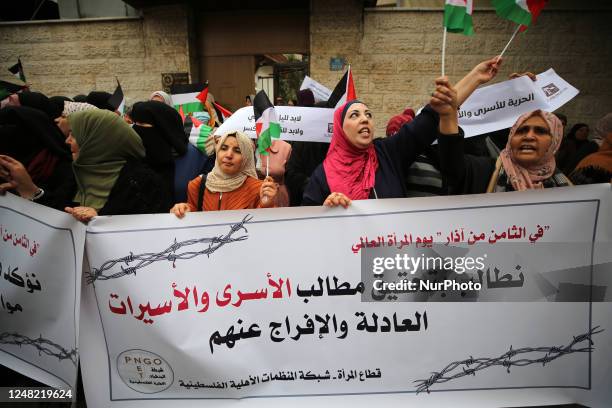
117 349 174 393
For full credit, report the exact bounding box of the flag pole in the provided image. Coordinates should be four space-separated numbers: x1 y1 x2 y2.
441 27 448 77
266 155 270 178
498 24 521 59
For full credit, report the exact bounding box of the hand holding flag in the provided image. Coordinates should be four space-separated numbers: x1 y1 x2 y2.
253 90 281 205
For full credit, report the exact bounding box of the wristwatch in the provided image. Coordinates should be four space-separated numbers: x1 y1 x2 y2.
29 188 44 201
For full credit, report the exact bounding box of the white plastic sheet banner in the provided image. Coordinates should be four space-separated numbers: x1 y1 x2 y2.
458 68 579 137
0 193 85 390
300 76 332 103
80 184 611 407
214 106 333 143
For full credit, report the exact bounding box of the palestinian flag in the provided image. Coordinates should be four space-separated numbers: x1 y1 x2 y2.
8 58 26 83
184 115 213 153
108 78 125 114
213 101 232 123
0 80 25 100
253 91 281 156
326 66 357 108
444 0 474 36
171 82 208 118
492 0 547 32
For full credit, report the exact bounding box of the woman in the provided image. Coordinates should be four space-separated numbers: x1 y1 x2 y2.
556 123 590 173
302 57 502 207
170 131 278 217
0 106 75 209
130 100 187 208
85 91 115 112
63 109 172 222
55 101 99 137
150 90 174 107
570 113 612 185
438 109 570 193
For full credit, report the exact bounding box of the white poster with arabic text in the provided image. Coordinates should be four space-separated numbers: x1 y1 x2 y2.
80 184 611 407
0 193 85 390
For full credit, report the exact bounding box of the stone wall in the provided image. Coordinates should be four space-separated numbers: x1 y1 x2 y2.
311 1 612 135
0 4 193 103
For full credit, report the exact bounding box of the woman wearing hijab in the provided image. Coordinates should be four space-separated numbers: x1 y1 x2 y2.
0 106 76 209
570 113 612 185
556 123 591 174
438 109 570 193
130 100 187 208
63 109 172 222
85 91 115 112
49 95 72 117
150 90 174 107
302 57 502 207
302 98 438 206
2 91 64 120
170 131 278 217
55 101 99 137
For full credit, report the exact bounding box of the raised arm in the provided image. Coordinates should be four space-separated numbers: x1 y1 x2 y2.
455 57 502 107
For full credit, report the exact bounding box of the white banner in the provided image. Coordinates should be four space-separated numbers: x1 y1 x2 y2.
459 68 579 138
300 76 332 103
0 193 85 390
215 106 333 143
79 185 612 407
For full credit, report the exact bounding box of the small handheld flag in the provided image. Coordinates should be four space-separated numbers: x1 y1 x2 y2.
213 102 233 123
253 90 281 158
8 58 26 83
443 0 474 36
326 66 356 108
108 78 125 114
442 0 474 76
493 0 548 58
171 82 209 120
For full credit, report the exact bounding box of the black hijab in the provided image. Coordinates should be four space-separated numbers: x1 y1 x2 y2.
131 101 188 163
49 96 72 117
86 91 115 111
18 91 63 119
0 106 69 163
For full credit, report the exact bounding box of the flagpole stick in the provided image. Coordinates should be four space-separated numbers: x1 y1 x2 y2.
260 153 271 206
441 27 448 77
498 24 521 60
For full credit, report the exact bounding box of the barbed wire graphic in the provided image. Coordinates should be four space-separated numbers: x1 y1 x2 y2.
414 326 603 394
0 332 78 366
86 215 252 283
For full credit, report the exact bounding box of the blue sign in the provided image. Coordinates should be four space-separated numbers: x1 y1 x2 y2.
329 57 346 71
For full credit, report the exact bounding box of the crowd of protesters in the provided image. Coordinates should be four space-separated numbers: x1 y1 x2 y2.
1 57 611 224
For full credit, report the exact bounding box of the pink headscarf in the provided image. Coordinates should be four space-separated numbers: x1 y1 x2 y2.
500 110 563 191
386 108 416 136
323 100 378 200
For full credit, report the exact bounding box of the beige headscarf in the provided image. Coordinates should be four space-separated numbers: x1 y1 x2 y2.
150 91 174 107
205 131 257 193
499 110 563 191
62 101 98 117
